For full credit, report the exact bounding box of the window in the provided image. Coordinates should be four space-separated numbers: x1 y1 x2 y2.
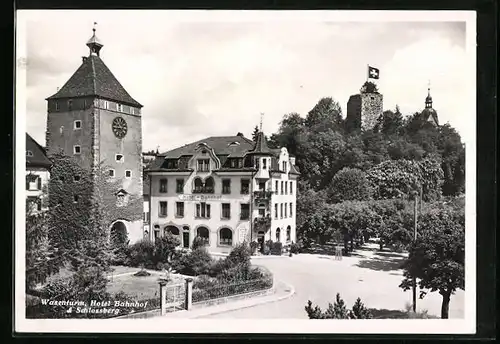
74 175 80 182
222 179 231 194
193 178 203 193
240 203 250 220
290 203 293 217
55 101 60 111
197 227 209 246
290 181 293 195
259 182 266 191
285 182 288 195
26 150 33 157
204 177 215 193
221 203 231 219
230 159 237 168
83 99 88 109
74 120 82 130
115 154 124 163
240 179 250 194
254 158 260 169
117 193 126 207
282 161 287 171
196 202 211 219
258 208 265 217
219 228 233 246
176 179 184 193
176 202 184 217
238 159 243 168
26 175 40 191
68 99 73 111
143 211 149 222
275 181 278 192
276 228 281 242
263 158 267 170
159 201 168 217
284 204 287 218
117 104 123 112
109 169 115 177
125 170 131 178
286 226 291 242
280 203 283 218
281 181 284 195
197 159 210 172
130 107 135 115
73 145 81 155
159 179 167 193
103 100 109 109
73 195 79 203
275 204 278 219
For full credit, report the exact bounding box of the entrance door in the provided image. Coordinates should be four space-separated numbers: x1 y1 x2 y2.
183 231 190 248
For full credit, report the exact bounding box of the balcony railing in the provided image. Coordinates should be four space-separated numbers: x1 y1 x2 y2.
253 216 271 230
253 190 273 200
192 187 214 194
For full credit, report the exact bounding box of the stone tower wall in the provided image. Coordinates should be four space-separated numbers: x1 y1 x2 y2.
360 93 383 131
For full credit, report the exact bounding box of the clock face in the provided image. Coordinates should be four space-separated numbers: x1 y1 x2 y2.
112 117 128 139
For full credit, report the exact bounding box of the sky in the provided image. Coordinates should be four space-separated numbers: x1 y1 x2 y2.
19 11 475 152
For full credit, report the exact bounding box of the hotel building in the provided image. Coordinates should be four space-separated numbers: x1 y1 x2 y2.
146 131 300 253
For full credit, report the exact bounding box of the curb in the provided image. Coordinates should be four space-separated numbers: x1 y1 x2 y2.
190 280 296 319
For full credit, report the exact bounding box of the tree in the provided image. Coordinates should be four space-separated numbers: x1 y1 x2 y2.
327 167 372 203
360 81 379 94
305 97 344 132
375 107 404 136
305 293 372 319
399 206 465 319
251 125 259 142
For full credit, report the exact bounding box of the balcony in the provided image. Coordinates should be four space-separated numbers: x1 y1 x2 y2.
253 190 273 201
192 187 214 194
253 215 271 231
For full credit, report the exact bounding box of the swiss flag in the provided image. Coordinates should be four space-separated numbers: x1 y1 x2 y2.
368 66 380 79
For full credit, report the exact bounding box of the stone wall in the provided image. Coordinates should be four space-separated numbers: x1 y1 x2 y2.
346 93 384 131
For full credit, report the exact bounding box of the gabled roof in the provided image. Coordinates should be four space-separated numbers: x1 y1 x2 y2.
160 134 255 159
422 108 439 126
26 133 52 168
46 55 142 108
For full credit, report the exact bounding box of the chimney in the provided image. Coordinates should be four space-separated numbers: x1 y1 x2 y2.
82 56 87 63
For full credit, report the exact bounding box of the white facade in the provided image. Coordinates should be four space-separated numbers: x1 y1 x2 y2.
26 167 50 214
148 146 298 253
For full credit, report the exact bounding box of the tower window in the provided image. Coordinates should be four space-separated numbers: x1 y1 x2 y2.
129 107 135 115
103 100 109 109
125 170 132 178
67 100 73 111
117 104 123 112
74 120 82 130
115 154 124 163
73 195 79 203
73 145 81 155
74 175 80 182
109 169 115 177
55 101 60 111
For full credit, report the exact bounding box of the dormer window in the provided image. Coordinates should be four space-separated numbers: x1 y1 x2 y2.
26 150 33 157
197 159 210 172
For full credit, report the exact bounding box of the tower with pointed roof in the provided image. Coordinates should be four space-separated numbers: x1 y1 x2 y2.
45 25 144 243
421 84 439 126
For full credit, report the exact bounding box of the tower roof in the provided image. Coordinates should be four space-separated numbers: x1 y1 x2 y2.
46 54 142 107
248 131 273 156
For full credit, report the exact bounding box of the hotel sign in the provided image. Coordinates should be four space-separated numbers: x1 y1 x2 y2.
178 194 223 202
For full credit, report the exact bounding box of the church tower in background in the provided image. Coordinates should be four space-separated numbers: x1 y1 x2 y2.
45 25 144 243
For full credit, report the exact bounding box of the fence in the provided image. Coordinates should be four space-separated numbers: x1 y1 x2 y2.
191 277 273 303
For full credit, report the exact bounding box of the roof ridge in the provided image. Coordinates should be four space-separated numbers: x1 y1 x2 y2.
90 55 97 94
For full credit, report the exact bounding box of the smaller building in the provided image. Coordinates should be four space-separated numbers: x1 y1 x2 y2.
26 133 52 214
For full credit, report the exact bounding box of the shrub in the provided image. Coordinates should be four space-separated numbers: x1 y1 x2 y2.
126 240 155 269
305 293 373 319
126 234 180 270
182 247 214 276
133 269 151 277
226 242 251 267
290 241 301 254
263 240 273 255
249 241 260 255
271 242 283 255
191 236 206 250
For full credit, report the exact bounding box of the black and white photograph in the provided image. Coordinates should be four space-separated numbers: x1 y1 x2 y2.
15 10 476 334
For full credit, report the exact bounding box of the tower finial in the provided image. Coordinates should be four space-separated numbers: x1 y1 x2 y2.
93 21 97 33
259 113 264 132
86 22 103 56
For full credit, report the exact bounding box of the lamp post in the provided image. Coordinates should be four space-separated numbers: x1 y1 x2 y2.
411 189 419 313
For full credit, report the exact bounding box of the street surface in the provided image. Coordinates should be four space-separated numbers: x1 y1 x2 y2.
202 243 465 319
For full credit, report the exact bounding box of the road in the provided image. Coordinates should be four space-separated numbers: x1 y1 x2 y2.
202 244 465 319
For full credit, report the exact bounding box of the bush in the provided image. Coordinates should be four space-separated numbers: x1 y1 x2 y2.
263 240 273 255
191 236 206 250
226 242 251 267
271 242 283 255
126 234 180 270
249 241 260 255
177 247 214 276
290 241 301 254
305 293 373 319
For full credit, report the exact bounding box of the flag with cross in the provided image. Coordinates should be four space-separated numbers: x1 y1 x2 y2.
368 65 380 80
